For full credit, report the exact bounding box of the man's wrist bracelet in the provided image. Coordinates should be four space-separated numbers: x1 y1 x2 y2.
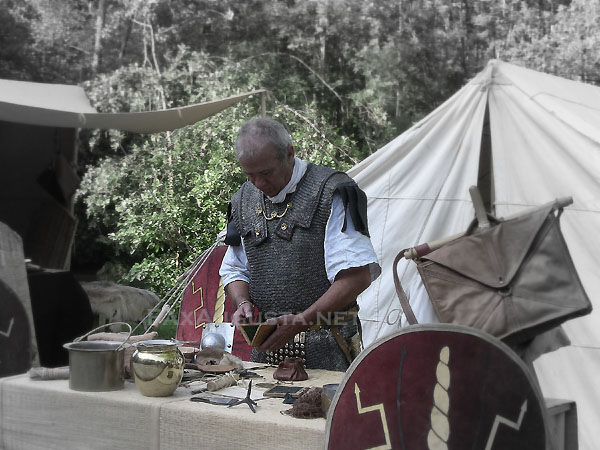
237 300 252 310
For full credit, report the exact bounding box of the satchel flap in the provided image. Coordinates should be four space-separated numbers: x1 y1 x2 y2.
422 203 555 288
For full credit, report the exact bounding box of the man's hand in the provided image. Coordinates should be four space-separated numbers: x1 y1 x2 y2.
225 281 254 326
232 301 254 326
257 314 309 352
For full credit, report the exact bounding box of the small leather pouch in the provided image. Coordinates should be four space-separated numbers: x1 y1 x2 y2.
273 357 308 381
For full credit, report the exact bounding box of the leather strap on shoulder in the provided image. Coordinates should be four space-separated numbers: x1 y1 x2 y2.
224 202 241 246
334 182 370 236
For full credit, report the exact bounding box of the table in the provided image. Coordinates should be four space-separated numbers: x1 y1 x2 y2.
0 368 577 450
0 367 344 450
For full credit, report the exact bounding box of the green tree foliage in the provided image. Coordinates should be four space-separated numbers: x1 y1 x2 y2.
76 50 357 295
497 0 600 83
6 0 600 300
7 0 592 144
0 0 36 79
4 0 98 82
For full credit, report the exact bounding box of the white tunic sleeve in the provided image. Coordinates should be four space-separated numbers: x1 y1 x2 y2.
324 193 381 284
219 240 250 286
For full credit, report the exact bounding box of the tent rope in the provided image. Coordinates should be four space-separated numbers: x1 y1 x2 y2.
126 231 226 336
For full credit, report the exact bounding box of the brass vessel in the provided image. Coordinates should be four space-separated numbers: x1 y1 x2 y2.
130 340 184 397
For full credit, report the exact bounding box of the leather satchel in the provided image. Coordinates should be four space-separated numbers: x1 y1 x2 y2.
394 193 592 346
273 357 308 381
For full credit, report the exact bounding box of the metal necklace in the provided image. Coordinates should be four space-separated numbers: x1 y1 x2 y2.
260 202 293 221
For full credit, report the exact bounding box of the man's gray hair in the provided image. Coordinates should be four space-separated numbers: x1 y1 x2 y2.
235 118 292 162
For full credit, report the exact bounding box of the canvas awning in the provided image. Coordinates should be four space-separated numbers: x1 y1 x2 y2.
0 78 264 133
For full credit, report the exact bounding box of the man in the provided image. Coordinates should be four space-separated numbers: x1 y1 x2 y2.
219 118 380 371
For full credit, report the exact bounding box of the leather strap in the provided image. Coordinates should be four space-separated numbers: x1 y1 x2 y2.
393 250 418 325
307 305 360 364
330 324 353 364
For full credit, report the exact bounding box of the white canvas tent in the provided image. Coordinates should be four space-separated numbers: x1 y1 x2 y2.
351 59 600 450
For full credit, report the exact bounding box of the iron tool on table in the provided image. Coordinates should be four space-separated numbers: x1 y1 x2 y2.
227 379 258 413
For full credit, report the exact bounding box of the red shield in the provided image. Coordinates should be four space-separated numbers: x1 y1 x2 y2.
176 246 252 360
325 324 547 450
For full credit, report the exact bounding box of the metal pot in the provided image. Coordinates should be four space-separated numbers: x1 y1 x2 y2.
63 322 132 392
130 340 184 397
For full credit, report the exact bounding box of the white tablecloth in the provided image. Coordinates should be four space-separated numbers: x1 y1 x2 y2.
0 368 344 450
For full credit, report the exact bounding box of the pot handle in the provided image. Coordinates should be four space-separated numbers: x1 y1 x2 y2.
74 322 133 351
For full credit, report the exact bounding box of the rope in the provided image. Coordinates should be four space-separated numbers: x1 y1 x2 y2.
123 238 222 336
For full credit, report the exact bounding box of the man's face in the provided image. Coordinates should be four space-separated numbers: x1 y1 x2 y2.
238 142 294 197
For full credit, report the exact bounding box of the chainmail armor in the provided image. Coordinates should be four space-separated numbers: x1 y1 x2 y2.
229 163 358 371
